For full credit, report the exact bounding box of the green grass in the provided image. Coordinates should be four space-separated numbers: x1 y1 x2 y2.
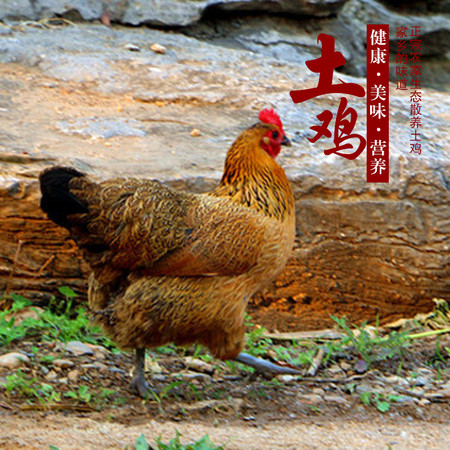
53 431 225 450
0 289 116 349
2 368 121 409
138 431 224 450
3 370 61 405
359 390 403 413
329 316 410 367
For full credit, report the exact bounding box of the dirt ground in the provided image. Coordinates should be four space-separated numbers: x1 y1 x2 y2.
0 414 448 450
0 329 449 449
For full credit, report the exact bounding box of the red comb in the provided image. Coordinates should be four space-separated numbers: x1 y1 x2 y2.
259 108 284 132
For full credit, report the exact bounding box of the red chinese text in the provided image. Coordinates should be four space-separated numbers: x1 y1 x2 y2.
290 33 366 160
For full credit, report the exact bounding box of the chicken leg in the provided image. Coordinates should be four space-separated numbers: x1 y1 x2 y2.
130 348 300 398
130 348 153 398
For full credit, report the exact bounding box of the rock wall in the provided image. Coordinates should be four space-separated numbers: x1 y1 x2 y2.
0 0 448 88
0 1 448 330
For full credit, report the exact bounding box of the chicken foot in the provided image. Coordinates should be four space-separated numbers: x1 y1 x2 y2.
130 349 300 398
235 352 301 375
130 348 154 398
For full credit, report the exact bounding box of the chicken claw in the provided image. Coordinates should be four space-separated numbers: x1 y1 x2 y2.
235 352 301 375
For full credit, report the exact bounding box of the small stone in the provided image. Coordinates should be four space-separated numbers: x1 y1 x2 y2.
438 383 450 398
425 392 445 401
151 43 166 54
409 376 429 387
42 82 56 89
418 398 431 406
312 387 325 396
221 375 241 381
178 398 242 413
84 344 106 354
276 374 297 383
408 387 425 397
416 368 433 376
323 395 350 406
0 352 30 369
53 359 75 369
354 359 369 374
327 365 344 376
393 395 416 404
355 383 373 395
45 371 58 382
81 362 108 370
8 307 43 325
190 128 201 137
144 358 163 374
177 372 211 382
339 361 352 371
297 393 322 404
108 367 127 375
124 43 140 52
58 377 68 384
152 374 167 382
184 357 214 374
384 375 409 386
40 365 50 375
54 342 65 352
84 344 107 360
67 370 79 382
65 341 94 356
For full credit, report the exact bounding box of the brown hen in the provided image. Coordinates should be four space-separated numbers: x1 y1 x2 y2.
40 109 298 396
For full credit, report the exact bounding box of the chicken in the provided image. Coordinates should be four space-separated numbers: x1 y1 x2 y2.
39 109 298 396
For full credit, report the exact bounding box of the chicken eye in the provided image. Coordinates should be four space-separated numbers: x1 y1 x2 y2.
272 131 279 139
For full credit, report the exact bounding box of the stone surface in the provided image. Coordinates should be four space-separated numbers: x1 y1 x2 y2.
53 358 75 368
0 352 30 369
0 0 35 21
0 1 447 89
65 341 94 356
8 307 43 324
184 357 215 374
57 117 147 139
45 370 58 381
0 1 348 26
339 0 450 57
323 394 351 406
0 18 448 331
438 383 450 399
276 374 298 383
208 0 347 17
80 362 108 370
67 369 79 381
337 0 450 88
297 393 322 404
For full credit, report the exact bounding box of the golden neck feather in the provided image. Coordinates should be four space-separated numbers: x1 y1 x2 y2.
211 125 294 221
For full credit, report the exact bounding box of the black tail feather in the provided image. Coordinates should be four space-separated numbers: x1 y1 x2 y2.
39 166 89 227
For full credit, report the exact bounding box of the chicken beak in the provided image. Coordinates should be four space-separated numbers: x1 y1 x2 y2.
281 134 292 146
